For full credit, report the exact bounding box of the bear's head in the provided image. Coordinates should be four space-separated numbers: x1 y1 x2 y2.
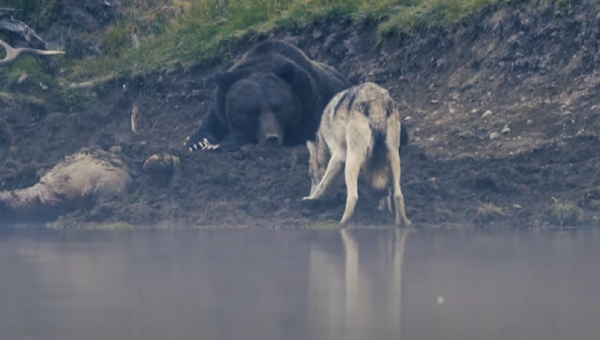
213 62 310 147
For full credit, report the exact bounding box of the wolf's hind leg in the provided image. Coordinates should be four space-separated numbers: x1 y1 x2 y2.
377 187 393 213
390 151 411 227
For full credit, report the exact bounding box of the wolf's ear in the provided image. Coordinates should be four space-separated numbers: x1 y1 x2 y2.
306 140 319 163
386 100 395 117
306 140 316 156
213 71 237 90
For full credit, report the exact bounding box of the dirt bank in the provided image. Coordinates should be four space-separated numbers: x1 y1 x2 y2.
3 1 600 229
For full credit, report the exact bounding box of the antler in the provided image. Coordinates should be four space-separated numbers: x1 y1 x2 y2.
0 38 65 67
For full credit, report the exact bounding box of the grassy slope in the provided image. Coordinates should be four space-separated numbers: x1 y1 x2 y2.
65 0 516 80
2 0 574 105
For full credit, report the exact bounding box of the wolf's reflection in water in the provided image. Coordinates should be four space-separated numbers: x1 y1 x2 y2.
2 229 599 340
308 228 409 340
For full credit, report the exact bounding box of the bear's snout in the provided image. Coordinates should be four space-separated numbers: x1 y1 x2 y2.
265 135 281 146
258 111 284 147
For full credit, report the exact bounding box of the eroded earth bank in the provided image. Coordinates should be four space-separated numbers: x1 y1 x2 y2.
3 1 600 229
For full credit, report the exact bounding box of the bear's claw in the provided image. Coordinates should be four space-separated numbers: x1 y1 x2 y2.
186 138 220 152
199 138 220 151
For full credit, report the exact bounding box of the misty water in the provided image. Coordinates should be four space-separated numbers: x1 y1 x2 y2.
0 228 599 340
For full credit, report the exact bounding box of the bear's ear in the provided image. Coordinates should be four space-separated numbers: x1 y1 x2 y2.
272 62 297 84
213 72 237 90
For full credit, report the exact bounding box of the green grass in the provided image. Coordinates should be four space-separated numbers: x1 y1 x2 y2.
1 0 62 29
0 54 97 113
62 0 516 82
378 0 497 36
4 0 580 94
549 198 584 226
476 202 505 222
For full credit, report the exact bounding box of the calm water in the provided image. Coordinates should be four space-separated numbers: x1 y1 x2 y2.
0 228 599 340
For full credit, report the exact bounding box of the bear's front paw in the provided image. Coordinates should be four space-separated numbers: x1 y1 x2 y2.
186 137 220 152
198 138 220 151
185 131 220 152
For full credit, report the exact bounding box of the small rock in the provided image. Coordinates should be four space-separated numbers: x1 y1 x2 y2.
18 74 28 84
109 145 122 154
481 110 493 118
490 132 500 140
143 154 181 187
458 131 475 139
431 99 439 104
501 125 511 134
527 119 533 125
404 116 412 121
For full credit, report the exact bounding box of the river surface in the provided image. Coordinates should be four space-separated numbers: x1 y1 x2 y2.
0 228 598 340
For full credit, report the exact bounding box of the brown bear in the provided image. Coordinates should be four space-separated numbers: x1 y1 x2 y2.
184 39 353 152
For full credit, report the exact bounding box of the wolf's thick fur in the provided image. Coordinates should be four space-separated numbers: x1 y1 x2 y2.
303 82 411 227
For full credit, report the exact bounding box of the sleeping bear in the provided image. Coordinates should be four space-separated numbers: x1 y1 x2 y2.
184 39 352 152
184 39 409 152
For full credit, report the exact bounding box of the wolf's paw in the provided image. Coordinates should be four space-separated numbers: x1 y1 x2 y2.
301 196 319 209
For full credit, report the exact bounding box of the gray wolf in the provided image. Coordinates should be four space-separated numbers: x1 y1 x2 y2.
303 82 411 227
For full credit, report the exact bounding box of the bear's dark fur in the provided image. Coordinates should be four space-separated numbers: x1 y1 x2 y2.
184 40 352 152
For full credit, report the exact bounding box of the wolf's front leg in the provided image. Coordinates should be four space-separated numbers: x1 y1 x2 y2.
303 153 345 201
340 153 361 225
